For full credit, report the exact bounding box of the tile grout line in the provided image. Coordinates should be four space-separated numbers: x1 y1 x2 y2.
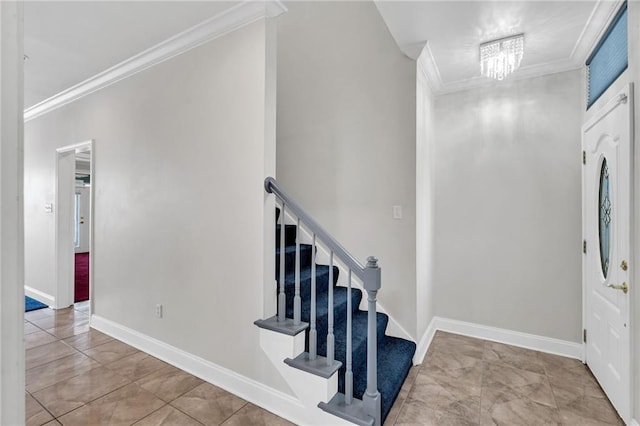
477 340 487 426
130 403 204 426
167 401 209 425
26 388 58 422
389 364 420 426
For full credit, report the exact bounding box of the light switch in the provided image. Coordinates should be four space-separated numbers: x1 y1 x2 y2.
393 205 402 219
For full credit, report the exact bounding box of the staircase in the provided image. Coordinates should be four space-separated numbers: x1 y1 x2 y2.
256 177 415 425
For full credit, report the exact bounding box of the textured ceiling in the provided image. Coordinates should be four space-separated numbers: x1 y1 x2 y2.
375 1 622 94
24 1 623 106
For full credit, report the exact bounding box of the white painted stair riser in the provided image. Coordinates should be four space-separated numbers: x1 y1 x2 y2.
258 328 352 425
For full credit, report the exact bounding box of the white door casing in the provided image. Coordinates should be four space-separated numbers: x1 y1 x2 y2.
56 141 93 309
583 84 633 423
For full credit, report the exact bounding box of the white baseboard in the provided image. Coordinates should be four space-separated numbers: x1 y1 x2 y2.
90 315 322 426
629 419 639 426
433 316 583 359
413 320 437 364
24 286 54 307
413 316 583 364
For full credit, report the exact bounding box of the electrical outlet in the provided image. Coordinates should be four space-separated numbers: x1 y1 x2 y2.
155 304 163 318
393 205 402 219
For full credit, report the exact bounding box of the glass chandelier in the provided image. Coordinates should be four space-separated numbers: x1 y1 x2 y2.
480 34 524 80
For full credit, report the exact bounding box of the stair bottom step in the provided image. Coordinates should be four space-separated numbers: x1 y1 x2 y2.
349 336 416 422
318 393 375 426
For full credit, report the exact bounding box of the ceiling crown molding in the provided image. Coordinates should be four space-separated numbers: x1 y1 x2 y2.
24 0 287 122
416 0 622 96
416 43 441 94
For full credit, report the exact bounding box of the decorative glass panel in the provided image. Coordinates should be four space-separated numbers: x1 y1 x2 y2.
599 159 611 277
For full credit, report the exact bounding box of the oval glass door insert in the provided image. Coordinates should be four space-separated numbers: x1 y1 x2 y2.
599 158 611 278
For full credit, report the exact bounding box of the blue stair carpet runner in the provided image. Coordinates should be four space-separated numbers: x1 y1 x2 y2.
275 209 416 422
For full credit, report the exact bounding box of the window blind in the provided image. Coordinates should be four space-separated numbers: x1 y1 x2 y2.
586 3 627 109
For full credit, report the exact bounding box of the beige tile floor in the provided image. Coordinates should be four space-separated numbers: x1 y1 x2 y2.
24 302 293 426
25 304 623 426
385 331 624 426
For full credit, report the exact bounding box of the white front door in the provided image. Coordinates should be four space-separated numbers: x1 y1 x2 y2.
583 84 633 423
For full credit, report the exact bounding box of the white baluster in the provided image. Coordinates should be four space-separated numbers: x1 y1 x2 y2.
327 251 334 365
278 203 286 322
293 217 301 325
309 233 317 360
345 269 353 404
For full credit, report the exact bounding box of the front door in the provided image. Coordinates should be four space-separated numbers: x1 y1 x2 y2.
583 84 633 422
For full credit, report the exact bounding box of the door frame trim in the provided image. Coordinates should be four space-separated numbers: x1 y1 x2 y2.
55 140 94 312
581 82 634 422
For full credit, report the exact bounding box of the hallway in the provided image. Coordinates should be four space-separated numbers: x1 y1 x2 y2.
24 304 293 426
25 304 623 425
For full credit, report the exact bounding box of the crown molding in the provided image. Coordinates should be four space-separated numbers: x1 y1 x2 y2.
570 0 622 63
24 0 287 122
416 43 441 94
416 0 621 97
436 58 583 96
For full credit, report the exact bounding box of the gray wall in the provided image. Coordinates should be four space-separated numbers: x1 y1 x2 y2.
24 20 289 393
276 1 418 336
432 70 584 342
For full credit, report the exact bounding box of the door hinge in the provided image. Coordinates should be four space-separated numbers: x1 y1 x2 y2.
583 329 587 343
583 151 586 165
583 240 587 254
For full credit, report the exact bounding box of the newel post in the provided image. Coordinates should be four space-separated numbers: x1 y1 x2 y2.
363 256 381 426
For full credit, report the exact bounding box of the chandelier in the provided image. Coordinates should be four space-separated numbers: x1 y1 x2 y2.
480 34 524 80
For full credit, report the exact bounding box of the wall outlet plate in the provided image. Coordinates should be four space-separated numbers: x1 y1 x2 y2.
393 205 402 219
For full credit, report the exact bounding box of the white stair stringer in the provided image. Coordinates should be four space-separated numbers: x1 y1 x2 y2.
259 328 352 425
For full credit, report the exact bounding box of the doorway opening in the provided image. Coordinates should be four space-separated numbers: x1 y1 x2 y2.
74 149 91 313
55 140 93 314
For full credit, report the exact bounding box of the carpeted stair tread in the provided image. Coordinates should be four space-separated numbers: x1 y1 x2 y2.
352 335 416 420
285 285 362 323
279 264 339 293
316 310 388 366
276 244 314 272
275 224 297 247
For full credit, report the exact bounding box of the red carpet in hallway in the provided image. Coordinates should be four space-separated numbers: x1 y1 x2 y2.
75 253 89 302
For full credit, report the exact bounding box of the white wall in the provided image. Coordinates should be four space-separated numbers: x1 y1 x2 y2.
24 19 290 394
0 2 25 424
432 70 584 342
276 1 418 336
416 54 435 339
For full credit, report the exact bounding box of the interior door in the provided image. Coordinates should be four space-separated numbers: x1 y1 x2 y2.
583 84 633 422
